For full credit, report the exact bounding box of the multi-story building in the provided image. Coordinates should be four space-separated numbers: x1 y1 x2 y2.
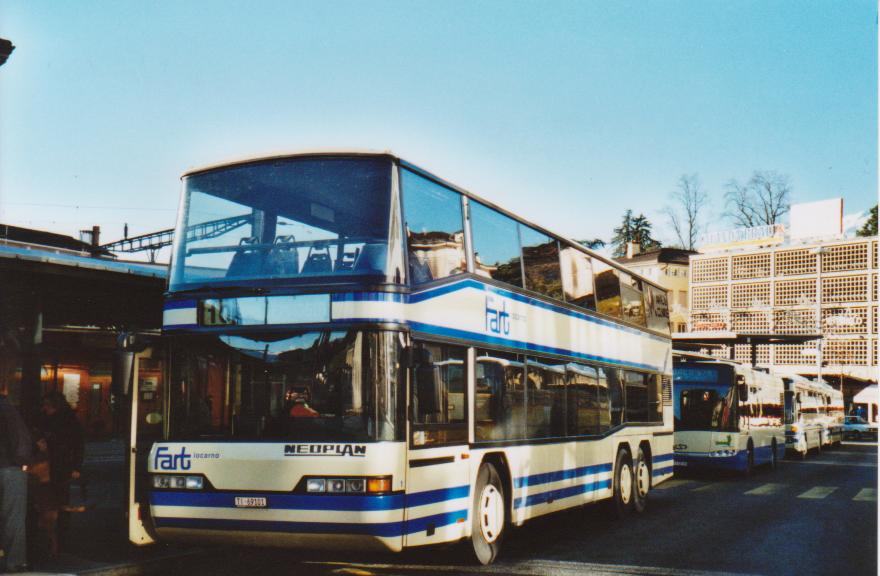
616 246 695 333
688 235 878 407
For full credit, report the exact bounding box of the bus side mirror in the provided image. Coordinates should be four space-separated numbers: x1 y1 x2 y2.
112 350 135 397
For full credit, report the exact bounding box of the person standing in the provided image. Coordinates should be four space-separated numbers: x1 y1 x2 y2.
0 384 33 572
39 392 84 552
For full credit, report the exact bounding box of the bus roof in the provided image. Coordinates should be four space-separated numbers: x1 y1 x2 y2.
180 150 667 294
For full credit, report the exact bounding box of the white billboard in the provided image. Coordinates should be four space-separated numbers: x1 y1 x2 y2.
789 198 843 240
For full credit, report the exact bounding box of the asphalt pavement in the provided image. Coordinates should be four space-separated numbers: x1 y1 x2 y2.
150 441 877 576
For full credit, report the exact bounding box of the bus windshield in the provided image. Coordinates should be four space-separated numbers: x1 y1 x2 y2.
168 330 404 442
170 156 399 291
673 364 738 432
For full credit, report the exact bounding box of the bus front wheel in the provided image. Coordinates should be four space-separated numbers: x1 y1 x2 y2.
633 447 650 514
470 462 506 565
611 447 634 518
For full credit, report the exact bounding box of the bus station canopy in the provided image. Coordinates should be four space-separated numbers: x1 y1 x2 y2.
672 331 823 351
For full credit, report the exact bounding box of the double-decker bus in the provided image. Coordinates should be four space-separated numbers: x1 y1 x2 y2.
146 151 673 564
673 352 785 474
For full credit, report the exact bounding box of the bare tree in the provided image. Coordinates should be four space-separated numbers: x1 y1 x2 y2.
662 173 707 250
724 171 791 227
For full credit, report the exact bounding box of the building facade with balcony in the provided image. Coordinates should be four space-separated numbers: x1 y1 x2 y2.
688 235 878 411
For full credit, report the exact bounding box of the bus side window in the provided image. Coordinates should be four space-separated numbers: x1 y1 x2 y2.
560 248 596 310
593 261 622 318
520 226 563 300
401 170 466 285
603 367 625 427
646 285 670 334
470 202 524 288
624 371 649 423
566 363 602 435
619 273 646 327
525 357 566 439
410 341 467 447
474 350 525 442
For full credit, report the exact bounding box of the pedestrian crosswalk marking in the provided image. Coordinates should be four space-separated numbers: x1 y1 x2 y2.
744 483 786 496
692 482 727 492
797 486 837 499
853 488 876 502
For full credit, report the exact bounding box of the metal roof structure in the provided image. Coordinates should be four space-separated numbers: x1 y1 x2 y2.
0 243 167 279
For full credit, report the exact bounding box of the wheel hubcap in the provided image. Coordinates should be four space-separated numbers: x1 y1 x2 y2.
619 463 632 504
479 484 504 543
637 461 650 497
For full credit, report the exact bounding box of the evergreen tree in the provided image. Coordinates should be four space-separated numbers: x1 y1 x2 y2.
856 205 878 237
611 210 661 257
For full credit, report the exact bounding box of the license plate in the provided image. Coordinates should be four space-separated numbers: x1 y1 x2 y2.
234 497 267 508
674 460 688 467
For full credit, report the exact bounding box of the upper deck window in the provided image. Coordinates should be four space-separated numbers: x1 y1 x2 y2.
401 169 466 284
593 260 622 318
170 156 398 292
470 202 524 288
560 247 596 310
520 226 563 300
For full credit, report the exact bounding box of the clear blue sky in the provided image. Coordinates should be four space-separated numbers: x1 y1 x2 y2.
0 1 876 251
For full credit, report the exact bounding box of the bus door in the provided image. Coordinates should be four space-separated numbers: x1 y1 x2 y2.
115 339 166 545
404 342 471 547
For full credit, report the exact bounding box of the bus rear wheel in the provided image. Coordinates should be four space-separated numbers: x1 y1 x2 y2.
610 447 634 518
470 462 506 565
633 447 650 514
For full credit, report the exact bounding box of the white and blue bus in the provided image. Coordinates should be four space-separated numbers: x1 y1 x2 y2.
673 353 785 474
147 151 673 564
784 376 844 456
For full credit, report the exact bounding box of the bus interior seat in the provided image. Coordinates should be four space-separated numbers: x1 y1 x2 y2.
302 246 333 274
265 235 299 276
353 243 386 274
335 247 360 272
226 237 263 278
408 252 433 284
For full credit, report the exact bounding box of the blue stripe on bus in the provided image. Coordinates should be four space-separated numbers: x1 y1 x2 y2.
513 463 612 489
150 485 470 512
653 453 674 463
409 321 661 372
153 510 468 538
406 485 470 507
150 491 405 511
164 299 197 310
513 479 611 509
409 279 669 343
652 465 674 477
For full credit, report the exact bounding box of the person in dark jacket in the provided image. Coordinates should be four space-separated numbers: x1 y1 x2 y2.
39 392 84 551
0 383 33 572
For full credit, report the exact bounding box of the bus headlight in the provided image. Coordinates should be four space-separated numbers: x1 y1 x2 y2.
327 479 346 493
185 476 204 490
152 475 205 490
304 476 391 494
